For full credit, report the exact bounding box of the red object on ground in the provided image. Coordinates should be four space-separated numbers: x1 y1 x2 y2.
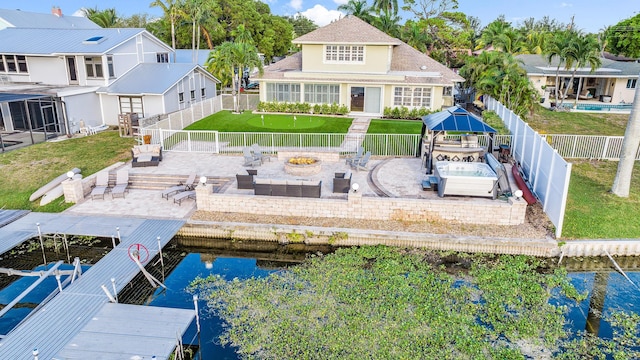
511 164 537 205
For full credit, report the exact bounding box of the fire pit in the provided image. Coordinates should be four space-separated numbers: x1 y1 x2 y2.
284 157 322 176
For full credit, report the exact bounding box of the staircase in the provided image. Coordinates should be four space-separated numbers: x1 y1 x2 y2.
105 173 233 191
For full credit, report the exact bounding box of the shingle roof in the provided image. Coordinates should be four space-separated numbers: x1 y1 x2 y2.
294 15 402 45
97 63 219 95
0 8 99 29
0 28 167 55
516 54 640 77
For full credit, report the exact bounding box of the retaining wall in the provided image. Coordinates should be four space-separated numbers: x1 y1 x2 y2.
195 185 527 226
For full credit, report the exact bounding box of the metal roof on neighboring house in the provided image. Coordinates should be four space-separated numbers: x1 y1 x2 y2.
0 27 167 55
0 8 99 30
97 63 219 95
516 54 640 78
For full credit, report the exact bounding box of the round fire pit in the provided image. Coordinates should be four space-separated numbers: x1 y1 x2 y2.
284 157 322 176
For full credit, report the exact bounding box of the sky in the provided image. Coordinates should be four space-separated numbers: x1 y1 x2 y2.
3 0 638 33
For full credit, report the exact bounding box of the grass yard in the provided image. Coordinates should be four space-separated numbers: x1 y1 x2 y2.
186 111 353 133
562 160 640 239
366 119 423 134
527 105 629 135
0 130 135 212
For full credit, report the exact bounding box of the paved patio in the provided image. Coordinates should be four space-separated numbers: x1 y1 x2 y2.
65 151 499 219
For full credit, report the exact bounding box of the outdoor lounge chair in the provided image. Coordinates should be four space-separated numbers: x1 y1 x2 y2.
346 146 364 166
162 172 196 199
110 169 129 199
173 190 196 205
90 171 110 200
251 143 271 163
243 147 261 167
350 151 371 172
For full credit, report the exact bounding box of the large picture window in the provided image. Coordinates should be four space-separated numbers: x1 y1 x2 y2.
266 83 301 102
0 55 28 73
304 84 340 104
85 57 103 78
119 96 143 116
393 86 432 107
325 45 364 63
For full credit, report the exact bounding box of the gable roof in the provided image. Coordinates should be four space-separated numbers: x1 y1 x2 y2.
516 54 640 78
0 28 170 55
293 15 402 46
423 106 497 133
0 8 99 30
97 63 219 96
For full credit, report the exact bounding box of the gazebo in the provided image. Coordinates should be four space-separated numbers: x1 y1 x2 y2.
420 106 497 174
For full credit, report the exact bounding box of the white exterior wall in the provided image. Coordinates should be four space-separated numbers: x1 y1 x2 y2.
62 92 102 131
143 96 165 116
99 94 121 126
6 56 68 84
613 78 638 104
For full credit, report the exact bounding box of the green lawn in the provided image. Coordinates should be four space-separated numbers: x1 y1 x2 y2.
366 119 423 134
0 130 135 212
185 111 353 133
527 105 629 135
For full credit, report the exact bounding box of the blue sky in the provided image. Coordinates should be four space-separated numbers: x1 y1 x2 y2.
5 0 638 33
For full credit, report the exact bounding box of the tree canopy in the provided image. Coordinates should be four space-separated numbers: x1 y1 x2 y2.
606 13 640 58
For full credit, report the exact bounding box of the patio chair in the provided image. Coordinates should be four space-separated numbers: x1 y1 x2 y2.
110 169 129 199
173 190 196 205
351 151 371 172
345 146 364 166
90 171 110 200
243 147 261 167
162 172 196 200
251 143 271 163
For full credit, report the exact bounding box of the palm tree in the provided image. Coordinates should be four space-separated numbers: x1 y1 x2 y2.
475 18 511 51
371 9 401 38
372 0 398 16
611 77 640 197
569 34 602 108
82 7 118 28
150 0 184 60
401 20 429 53
337 0 373 23
545 30 575 106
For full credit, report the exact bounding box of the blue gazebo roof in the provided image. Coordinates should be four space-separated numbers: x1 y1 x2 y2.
422 106 497 133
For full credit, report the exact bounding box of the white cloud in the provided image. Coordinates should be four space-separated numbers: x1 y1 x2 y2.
301 5 343 27
559 2 573 7
333 0 349 5
290 0 303 11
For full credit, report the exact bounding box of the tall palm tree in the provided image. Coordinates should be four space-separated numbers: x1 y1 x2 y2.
611 78 640 197
150 0 184 60
475 18 511 51
569 34 602 108
401 20 429 53
545 30 575 106
372 0 399 16
371 9 401 38
337 0 373 23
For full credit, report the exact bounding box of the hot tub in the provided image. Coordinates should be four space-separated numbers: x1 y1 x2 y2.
434 161 498 199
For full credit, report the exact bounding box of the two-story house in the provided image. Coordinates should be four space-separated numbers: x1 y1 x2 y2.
0 8 219 140
257 15 463 116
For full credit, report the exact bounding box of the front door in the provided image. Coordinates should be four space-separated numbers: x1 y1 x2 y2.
350 87 364 112
66 56 78 84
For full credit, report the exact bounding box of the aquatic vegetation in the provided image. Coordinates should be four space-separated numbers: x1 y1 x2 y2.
189 246 606 359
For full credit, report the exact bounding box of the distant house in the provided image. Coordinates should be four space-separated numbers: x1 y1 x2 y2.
0 7 219 138
516 54 640 105
257 15 463 116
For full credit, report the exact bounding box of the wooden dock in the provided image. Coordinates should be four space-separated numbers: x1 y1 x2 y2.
0 213 188 360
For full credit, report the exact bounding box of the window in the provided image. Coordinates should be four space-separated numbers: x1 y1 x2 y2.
157 53 169 63
393 87 432 108
107 56 115 78
0 55 28 74
201 88 206 98
85 57 103 78
179 92 184 103
190 90 195 100
304 84 340 104
119 96 143 116
627 79 637 89
443 86 452 96
324 45 364 63
266 83 301 102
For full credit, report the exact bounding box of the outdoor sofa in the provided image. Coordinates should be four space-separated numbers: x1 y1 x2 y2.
131 144 162 167
253 178 321 198
333 171 352 193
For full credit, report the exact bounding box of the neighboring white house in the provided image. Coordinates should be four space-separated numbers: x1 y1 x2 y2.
258 15 463 116
0 8 219 137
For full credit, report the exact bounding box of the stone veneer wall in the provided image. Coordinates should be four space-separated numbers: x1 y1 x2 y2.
195 185 527 225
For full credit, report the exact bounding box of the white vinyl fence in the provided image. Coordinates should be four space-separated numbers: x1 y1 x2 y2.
139 96 223 130
485 96 571 238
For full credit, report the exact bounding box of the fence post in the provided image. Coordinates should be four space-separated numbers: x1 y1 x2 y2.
159 129 165 150
187 131 192 152
601 137 610 160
